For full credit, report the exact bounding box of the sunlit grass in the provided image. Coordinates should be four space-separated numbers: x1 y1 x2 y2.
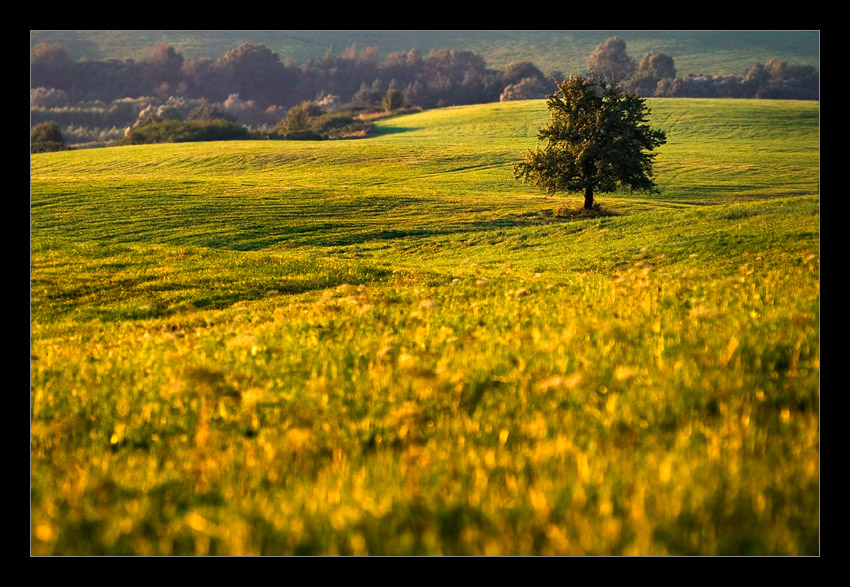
31 98 818 555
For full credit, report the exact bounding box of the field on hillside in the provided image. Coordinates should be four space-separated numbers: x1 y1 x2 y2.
30 98 819 555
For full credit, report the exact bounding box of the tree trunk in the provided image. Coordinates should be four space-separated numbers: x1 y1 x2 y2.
584 184 594 210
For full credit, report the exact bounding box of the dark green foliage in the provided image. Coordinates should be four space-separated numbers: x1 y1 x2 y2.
273 102 313 135
31 120 65 144
280 128 324 141
272 101 375 140
118 119 252 145
313 114 374 139
31 121 68 153
31 140 69 154
514 75 667 209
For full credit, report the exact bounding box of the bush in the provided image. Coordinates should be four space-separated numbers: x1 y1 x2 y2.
31 141 68 153
324 119 375 140
118 118 252 145
273 102 313 135
31 121 68 153
280 129 324 141
271 106 376 140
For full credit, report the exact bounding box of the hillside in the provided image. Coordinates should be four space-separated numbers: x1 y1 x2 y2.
30 30 820 79
31 99 820 249
30 98 819 555
30 31 820 150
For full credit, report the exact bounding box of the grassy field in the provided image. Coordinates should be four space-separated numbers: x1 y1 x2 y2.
30 98 819 555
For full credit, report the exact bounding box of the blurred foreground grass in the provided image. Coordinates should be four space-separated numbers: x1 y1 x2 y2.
30 99 819 555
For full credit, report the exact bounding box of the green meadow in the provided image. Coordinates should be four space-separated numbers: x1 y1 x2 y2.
30 98 819 555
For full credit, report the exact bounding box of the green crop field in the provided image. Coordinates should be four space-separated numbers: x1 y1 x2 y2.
30 98 819 555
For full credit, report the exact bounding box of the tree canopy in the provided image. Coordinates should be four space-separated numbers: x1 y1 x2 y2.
514 75 667 209
586 37 636 83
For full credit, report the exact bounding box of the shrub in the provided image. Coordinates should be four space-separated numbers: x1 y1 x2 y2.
324 119 375 140
31 121 68 153
280 129 323 141
118 118 252 145
271 106 376 140
273 102 312 135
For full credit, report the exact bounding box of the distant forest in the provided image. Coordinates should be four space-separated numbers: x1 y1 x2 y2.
31 38 819 149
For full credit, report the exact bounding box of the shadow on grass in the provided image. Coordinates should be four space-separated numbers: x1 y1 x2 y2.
541 203 618 220
32 251 395 323
373 125 421 136
187 204 620 250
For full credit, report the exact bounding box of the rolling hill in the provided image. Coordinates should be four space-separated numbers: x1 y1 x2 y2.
30 97 820 555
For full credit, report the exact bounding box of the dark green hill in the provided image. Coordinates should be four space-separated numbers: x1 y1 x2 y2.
30 30 819 78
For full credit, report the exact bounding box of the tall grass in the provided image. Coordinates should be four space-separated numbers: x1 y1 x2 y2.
30 98 819 555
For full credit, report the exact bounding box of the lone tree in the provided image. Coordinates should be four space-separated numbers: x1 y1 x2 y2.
514 75 667 210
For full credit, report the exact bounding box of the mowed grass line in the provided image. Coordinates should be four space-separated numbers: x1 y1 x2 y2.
30 98 819 555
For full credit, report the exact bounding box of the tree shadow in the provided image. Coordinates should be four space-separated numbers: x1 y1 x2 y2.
76 200 622 253
373 125 421 136
261 206 617 248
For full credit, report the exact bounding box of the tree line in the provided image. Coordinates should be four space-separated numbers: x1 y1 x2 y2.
31 37 818 151
584 37 819 101
31 42 519 112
